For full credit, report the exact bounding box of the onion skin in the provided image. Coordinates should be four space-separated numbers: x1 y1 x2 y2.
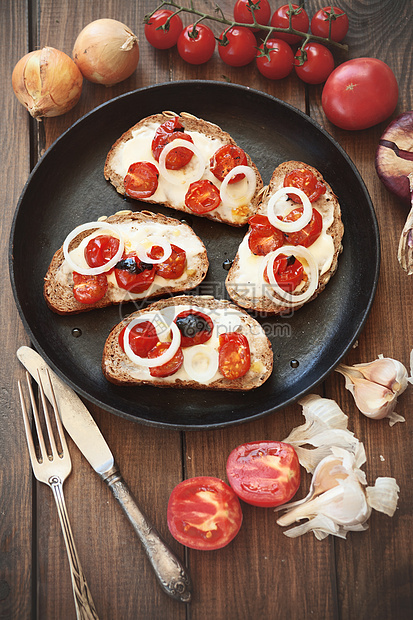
72 18 140 86
12 47 83 119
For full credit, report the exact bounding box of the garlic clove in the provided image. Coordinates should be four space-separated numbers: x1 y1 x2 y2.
352 356 408 393
336 364 399 420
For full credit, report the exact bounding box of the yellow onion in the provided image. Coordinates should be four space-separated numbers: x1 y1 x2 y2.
72 19 140 86
12 47 83 119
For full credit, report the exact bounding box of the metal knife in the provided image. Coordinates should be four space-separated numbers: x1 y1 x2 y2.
17 346 192 603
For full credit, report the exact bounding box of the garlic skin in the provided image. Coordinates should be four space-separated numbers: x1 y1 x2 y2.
12 47 83 119
336 354 411 425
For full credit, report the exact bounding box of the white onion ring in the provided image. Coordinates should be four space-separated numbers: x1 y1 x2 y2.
158 139 205 186
63 221 124 276
183 345 219 382
263 244 319 305
135 236 172 265
219 165 257 207
267 187 312 232
123 316 181 368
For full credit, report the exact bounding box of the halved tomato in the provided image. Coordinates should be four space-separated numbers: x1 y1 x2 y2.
174 310 213 347
124 161 159 199
185 179 221 213
210 144 248 183
264 254 305 292
114 254 156 294
284 168 326 203
218 332 250 380
85 235 120 269
167 476 243 550
248 214 284 256
147 341 184 378
283 207 323 247
118 321 159 358
226 441 301 507
148 244 187 279
72 272 107 304
152 117 194 169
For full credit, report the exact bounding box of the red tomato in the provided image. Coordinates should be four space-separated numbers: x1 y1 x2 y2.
114 254 156 293
233 0 271 31
284 168 326 203
174 310 213 347
210 144 248 183
167 476 243 550
310 6 349 43
119 321 159 357
185 180 221 213
124 162 159 199
248 214 284 256
294 42 334 84
152 118 194 170
84 235 119 269
283 207 323 247
264 254 305 292
72 272 107 304
148 244 186 279
144 9 183 49
218 26 257 67
226 441 301 507
218 333 250 380
321 58 399 130
270 4 309 45
177 24 216 65
147 341 184 378
256 39 294 80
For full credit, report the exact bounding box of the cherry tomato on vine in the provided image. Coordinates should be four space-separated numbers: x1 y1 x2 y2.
118 321 159 358
310 6 349 43
233 0 271 32
185 179 221 213
283 207 323 247
84 235 120 269
294 42 334 84
218 26 257 67
256 39 294 80
148 244 187 280
210 144 248 183
144 9 183 50
226 441 301 507
248 214 284 256
284 168 326 203
264 254 305 292
124 161 159 199
167 476 243 550
177 24 216 65
270 4 309 46
218 332 251 380
148 341 184 378
72 272 107 305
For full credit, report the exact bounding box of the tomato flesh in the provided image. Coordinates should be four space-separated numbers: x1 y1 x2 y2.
218 333 251 380
124 161 159 199
167 476 243 550
148 244 186 279
264 254 305 292
284 168 326 203
185 180 221 213
174 310 214 347
283 207 323 247
114 254 156 294
248 214 285 256
84 235 120 269
152 117 194 170
72 272 107 304
226 441 301 507
210 144 248 183
119 321 159 358
148 341 184 378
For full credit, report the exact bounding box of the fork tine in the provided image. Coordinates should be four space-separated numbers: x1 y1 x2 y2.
37 369 59 458
18 378 38 462
25 371 48 461
43 368 69 455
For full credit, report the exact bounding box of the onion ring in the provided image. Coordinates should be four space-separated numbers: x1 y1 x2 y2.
135 236 172 265
219 165 257 207
263 244 319 305
183 344 219 382
123 316 181 368
158 139 205 186
267 187 312 232
63 221 124 276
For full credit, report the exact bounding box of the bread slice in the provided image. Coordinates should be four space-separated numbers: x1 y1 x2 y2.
102 295 273 390
225 161 344 315
44 210 209 315
104 112 263 226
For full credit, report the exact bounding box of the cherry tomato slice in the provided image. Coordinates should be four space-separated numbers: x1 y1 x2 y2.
147 341 184 378
218 333 251 380
210 144 248 183
185 180 221 214
284 168 326 203
72 272 107 304
226 441 301 507
248 214 285 256
174 310 214 347
148 244 187 279
152 118 194 169
84 235 120 269
264 254 305 292
124 162 159 199
283 207 323 247
114 254 156 294
118 321 159 358
167 476 243 550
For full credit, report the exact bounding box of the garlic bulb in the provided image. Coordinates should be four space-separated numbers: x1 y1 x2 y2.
336 353 411 425
282 394 362 473
12 47 83 119
276 447 399 540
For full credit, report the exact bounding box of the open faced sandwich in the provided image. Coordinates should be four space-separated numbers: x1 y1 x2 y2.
102 295 273 390
225 161 344 315
44 210 208 314
104 112 263 226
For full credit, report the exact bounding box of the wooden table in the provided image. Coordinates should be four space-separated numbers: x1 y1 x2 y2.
2 1 412 618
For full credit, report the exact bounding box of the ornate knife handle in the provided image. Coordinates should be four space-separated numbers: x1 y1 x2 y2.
101 464 192 603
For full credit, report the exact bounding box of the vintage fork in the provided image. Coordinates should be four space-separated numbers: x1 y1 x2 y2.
18 369 99 620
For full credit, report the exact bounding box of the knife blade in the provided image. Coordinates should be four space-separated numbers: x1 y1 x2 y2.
17 346 192 603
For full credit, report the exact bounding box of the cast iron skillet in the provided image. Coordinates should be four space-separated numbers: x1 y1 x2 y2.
9 81 380 430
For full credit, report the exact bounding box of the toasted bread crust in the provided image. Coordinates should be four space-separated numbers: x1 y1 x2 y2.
225 161 344 315
102 295 273 391
104 112 263 226
44 210 209 315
